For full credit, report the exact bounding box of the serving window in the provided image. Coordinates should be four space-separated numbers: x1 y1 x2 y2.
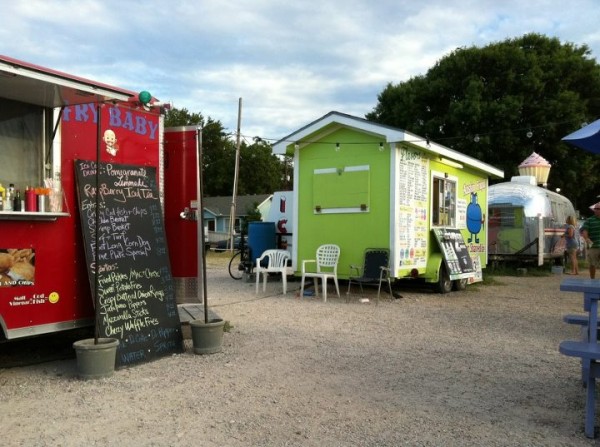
432 175 457 227
0 97 53 194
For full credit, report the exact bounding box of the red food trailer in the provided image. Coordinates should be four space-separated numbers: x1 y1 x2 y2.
0 55 165 341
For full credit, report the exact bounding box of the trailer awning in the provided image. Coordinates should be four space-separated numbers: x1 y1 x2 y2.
0 55 134 108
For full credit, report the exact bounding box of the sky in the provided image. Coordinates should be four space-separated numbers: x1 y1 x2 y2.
2 0 600 143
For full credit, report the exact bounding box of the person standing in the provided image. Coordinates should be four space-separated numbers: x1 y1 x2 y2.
564 215 579 275
581 204 600 279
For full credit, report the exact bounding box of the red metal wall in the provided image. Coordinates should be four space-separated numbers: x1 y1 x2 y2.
0 103 160 338
163 127 199 278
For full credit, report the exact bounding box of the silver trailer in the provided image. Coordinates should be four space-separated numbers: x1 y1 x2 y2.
488 176 580 265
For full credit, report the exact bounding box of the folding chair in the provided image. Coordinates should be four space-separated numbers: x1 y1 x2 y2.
346 248 397 304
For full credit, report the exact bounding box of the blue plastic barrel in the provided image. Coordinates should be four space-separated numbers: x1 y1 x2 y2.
248 222 276 265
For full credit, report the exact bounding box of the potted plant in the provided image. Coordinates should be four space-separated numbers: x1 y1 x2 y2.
72 337 119 380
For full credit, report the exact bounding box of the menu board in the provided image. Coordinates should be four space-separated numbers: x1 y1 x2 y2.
396 148 429 269
75 160 183 367
432 228 476 280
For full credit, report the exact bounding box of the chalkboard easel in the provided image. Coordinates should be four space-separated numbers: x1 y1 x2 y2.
432 228 476 281
75 160 183 367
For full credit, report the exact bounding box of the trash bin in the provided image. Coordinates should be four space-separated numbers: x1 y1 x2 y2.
248 222 276 265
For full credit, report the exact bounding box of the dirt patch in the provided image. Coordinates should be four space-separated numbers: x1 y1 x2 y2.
0 263 594 446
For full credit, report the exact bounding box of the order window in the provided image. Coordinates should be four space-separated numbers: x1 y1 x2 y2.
0 97 53 193
432 176 456 227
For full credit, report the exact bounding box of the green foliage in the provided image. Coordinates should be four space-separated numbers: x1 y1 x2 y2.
244 203 262 223
238 203 262 233
367 33 600 213
163 108 288 197
164 107 203 127
238 138 287 195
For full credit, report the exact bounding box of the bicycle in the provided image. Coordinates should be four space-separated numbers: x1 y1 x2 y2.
228 232 253 280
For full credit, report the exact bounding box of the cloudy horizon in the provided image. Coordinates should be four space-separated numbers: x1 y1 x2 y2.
2 0 599 141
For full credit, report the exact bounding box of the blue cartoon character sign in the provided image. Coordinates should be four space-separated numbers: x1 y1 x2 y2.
466 192 482 243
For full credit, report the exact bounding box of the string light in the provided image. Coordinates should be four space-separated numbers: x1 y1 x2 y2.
164 117 586 149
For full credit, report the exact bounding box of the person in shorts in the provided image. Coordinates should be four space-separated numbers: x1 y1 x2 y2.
582 204 600 279
564 215 579 275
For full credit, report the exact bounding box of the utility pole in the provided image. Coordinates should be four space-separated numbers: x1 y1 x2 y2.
229 98 242 250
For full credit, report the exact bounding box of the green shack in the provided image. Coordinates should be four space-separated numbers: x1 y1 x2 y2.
273 112 504 293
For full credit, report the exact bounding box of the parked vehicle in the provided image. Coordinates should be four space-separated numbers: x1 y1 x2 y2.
488 176 582 265
214 237 241 252
0 56 164 341
227 233 252 280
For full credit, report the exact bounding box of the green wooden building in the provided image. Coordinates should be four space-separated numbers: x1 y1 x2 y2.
273 112 504 292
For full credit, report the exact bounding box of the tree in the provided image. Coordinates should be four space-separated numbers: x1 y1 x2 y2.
367 33 600 213
164 108 287 196
165 107 236 196
164 107 203 127
237 138 287 195
240 203 262 233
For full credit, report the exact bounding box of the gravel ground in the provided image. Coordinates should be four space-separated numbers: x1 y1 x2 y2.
0 258 598 446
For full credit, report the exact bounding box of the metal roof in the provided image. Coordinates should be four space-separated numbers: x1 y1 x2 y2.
273 111 504 179
203 194 272 217
0 55 134 108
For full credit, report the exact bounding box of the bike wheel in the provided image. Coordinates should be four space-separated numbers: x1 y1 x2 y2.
228 251 244 280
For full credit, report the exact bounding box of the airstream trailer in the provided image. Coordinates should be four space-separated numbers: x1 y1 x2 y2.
488 176 580 265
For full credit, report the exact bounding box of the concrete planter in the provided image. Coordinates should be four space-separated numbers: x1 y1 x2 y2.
73 338 119 380
190 319 225 354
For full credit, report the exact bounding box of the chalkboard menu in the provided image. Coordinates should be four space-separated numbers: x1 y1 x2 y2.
75 160 183 367
432 228 476 280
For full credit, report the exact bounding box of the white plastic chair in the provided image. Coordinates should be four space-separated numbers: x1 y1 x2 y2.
300 244 341 302
255 249 291 295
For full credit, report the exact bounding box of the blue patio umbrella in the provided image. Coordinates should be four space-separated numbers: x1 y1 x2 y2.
562 119 600 154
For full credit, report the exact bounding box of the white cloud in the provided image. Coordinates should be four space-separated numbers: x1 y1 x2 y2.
1 0 599 139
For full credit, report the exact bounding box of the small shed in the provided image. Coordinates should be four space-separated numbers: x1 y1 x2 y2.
273 111 504 292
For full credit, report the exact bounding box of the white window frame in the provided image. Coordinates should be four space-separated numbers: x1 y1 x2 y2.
431 171 458 227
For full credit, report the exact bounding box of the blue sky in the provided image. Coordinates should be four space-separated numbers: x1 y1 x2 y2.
2 0 599 143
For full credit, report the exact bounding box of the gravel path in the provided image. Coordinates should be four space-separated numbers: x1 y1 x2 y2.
0 263 596 446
